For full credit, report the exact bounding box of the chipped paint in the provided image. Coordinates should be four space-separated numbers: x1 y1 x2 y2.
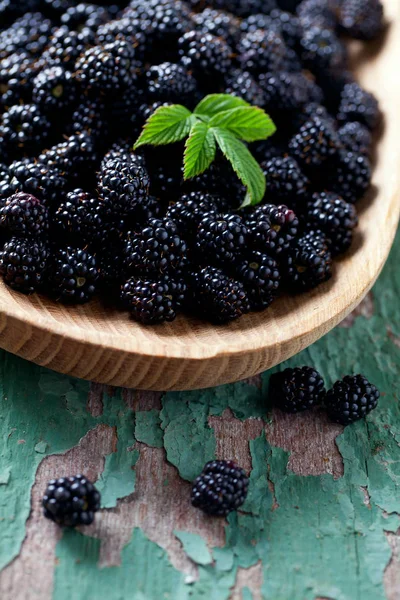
174 531 213 565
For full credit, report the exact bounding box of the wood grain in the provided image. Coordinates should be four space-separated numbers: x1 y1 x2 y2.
0 0 399 390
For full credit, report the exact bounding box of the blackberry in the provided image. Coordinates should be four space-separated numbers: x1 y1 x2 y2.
101 141 146 171
38 132 97 181
240 13 274 34
211 0 278 18
0 161 65 204
146 62 197 104
193 8 241 48
68 99 106 139
98 158 150 218
61 3 109 32
196 213 248 266
288 115 341 168
283 230 332 291
95 16 144 50
131 194 163 225
120 274 183 324
296 0 338 29
42 474 101 527
339 0 384 41
42 27 95 70
337 83 380 131
225 69 266 107
326 374 380 425
258 71 312 112
190 266 250 323
123 218 187 276
33 66 78 114
245 204 299 257
0 12 53 60
261 156 309 202
47 246 99 304
292 102 333 131
235 251 280 310
0 104 51 157
166 192 222 236
54 189 109 245
178 31 233 80
0 192 49 236
191 460 249 517
74 39 139 93
327 151 372 204
269 8 302 49
305 191 358 256
269 366 326 413
0 236 49 294
0 52 42 110
187 160 246 207
337 121 372 156
237 29 288 75
300 26 346 72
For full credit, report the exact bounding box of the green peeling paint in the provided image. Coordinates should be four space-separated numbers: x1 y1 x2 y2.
174 530 213 565
135 409 164 448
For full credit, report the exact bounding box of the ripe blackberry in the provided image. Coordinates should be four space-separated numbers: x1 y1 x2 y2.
327 151 372 204
123 218 187 276
42 27 95 70
38 132 98 181
0 52 42 110
0 236 49 294
74 39 139 93
237 29 288 75
42 474 101 527
61 3 108 32
178 31 233 81
283 230 332 291
337 121 372 156
33 66 78 114
0 161 65 205
240 13 274 34
120 274 184 324
193 8 241 48
190 266 250 323
288 115 341 168
269 366 326 413
292 102 334 132
0 104 51 157
326 374 380 425
337 83 380 131
0 12 53 60
0 163 9 185
259 72 315 112
339 0 384 41
300 26 346 72
225 69 266 107
191 460 249 517
68 99 106 139
305 192 358 256
296 0 338 29
0 192 49 236
166 192 222 236
269 8 302 49
196 213 248 266
98 158 150 218
101 142 145 171
261 156 309 201
245 204 299 257
235 251 280 310
95 16 144 51
47 246 99 304
54 189 110 245
146 62 197 104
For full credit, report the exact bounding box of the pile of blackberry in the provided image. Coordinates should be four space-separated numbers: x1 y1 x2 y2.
0 0 383 325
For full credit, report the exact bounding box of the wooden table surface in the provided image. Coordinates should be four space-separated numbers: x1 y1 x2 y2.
0 230 399 600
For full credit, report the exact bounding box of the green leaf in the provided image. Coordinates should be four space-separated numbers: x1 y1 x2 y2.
183 121 216 180
134 104 195 149
209 107 276 143
211 128 266 206
194 94 250 118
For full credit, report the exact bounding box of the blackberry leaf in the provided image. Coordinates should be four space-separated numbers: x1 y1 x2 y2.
209 106 276 142
194 93 250 117
184 121 216 179
134 105 195 148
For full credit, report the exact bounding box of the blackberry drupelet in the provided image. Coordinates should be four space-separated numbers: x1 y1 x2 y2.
0 192 49 236
269 366 326 413
0 163 8 183
300 26 346 72
288 115 341 168
54 189 110 245
0 161 65 204
327 151 372 203
0 236 49 294
42 27 95 70
305 191 358 256
190 266 250 323
339 0 384 40
191 460 249 517
337 121 372 156
196 213 248 265
245 204 299 257
237 29 288 75
178 31 233 81
98 158 150 217
193 8 241 48
240 13 273 34
146 62 197 104
261 156 309 201
33 66 78 114
326 374 380 425
47 246 99 304
42 474 101 527
337 82 380 130
283 230 332 291
123 218 187 276
38 132 98 181
120 274 183 324
0 104 51 157
166 192 222 236
235 251 280 310
225 69 266 107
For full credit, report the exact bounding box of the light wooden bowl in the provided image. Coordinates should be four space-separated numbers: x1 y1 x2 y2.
0 0 399 391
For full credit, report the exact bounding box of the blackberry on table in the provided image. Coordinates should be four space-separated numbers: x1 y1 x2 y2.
225 69 266 107
146 62 198 104
178 31 233 81
191 460 249 517
300 26 346 72
261 156 309 201
337 82 380 130
245 204 299 257
326 374 380 425
337 121 372 156
237 29 288 75
0 104 51 157
327 150 372 204
0 236 49 294
166 192 222 237
289 115 341 168
0 192 49 237
98 158 150 218
33 66 78 114
269 366 326 413
120 274 183 324
0 161 65 205
339 0 384 40
283 230 332 291
54 189 109 245
42 474 101 527
235 251 280 310
47 246 99 304
190 266 250 323
196 213 248 266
